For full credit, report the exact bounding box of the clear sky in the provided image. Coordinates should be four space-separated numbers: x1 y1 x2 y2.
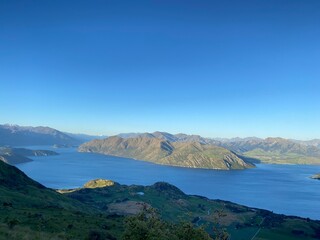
0 0 319 139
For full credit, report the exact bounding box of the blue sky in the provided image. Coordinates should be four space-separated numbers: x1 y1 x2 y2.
0 0 319 139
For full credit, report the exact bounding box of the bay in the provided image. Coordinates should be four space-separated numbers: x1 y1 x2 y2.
16 146 320 220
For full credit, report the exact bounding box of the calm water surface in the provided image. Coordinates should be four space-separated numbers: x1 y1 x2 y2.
16 146 320 220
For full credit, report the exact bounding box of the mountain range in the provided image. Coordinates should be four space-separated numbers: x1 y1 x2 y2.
1 124 320 166
63 132 108 143
0 124 80 146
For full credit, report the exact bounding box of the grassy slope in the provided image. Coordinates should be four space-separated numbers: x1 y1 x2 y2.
65 181 320 240
0 161 124 240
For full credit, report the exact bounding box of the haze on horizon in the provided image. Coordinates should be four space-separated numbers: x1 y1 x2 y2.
0 0 319 140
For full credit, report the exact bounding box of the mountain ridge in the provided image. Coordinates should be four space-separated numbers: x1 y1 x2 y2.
0 124 80 146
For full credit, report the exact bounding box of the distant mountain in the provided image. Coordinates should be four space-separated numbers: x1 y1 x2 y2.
216 137 320 164
64 132 108 143
117 131 219 144
117 132 145 138
78 136 254 170
213 137 263 143
290 139 320 148
0 124 80 146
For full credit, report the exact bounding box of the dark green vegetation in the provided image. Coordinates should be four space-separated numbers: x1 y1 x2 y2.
63 180 320 240
0 160 125 239
0 124 80 146
0 161 216 239
79 136 254 170
0 147 58 165
122 209 213 240
1 160 320 239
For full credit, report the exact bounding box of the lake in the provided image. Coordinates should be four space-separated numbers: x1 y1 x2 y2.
16 146 320 220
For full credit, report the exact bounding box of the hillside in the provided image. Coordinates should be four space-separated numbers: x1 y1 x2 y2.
117 132 320 164
291 139 320 148
0 161 224 240
217 137 320 164
64 179 320 240
78 136 254 170
0 154 32 165
0 124 80 146
0 159 125 239
0 147 58 165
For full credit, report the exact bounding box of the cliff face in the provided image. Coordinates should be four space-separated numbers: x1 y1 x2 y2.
78 136 254 170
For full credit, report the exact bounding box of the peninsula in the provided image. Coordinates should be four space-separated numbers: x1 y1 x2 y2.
78 136 254 170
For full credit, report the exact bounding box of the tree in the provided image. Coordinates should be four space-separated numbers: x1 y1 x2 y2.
122 209 212 240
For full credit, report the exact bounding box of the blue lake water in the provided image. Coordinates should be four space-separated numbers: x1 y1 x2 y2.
16 146 320 220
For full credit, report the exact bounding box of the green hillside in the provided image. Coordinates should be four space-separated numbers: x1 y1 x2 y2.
0 161 216 240
63 179 320 240
0 160 124 239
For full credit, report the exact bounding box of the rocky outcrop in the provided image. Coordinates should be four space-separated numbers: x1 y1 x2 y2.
84 179 115 188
